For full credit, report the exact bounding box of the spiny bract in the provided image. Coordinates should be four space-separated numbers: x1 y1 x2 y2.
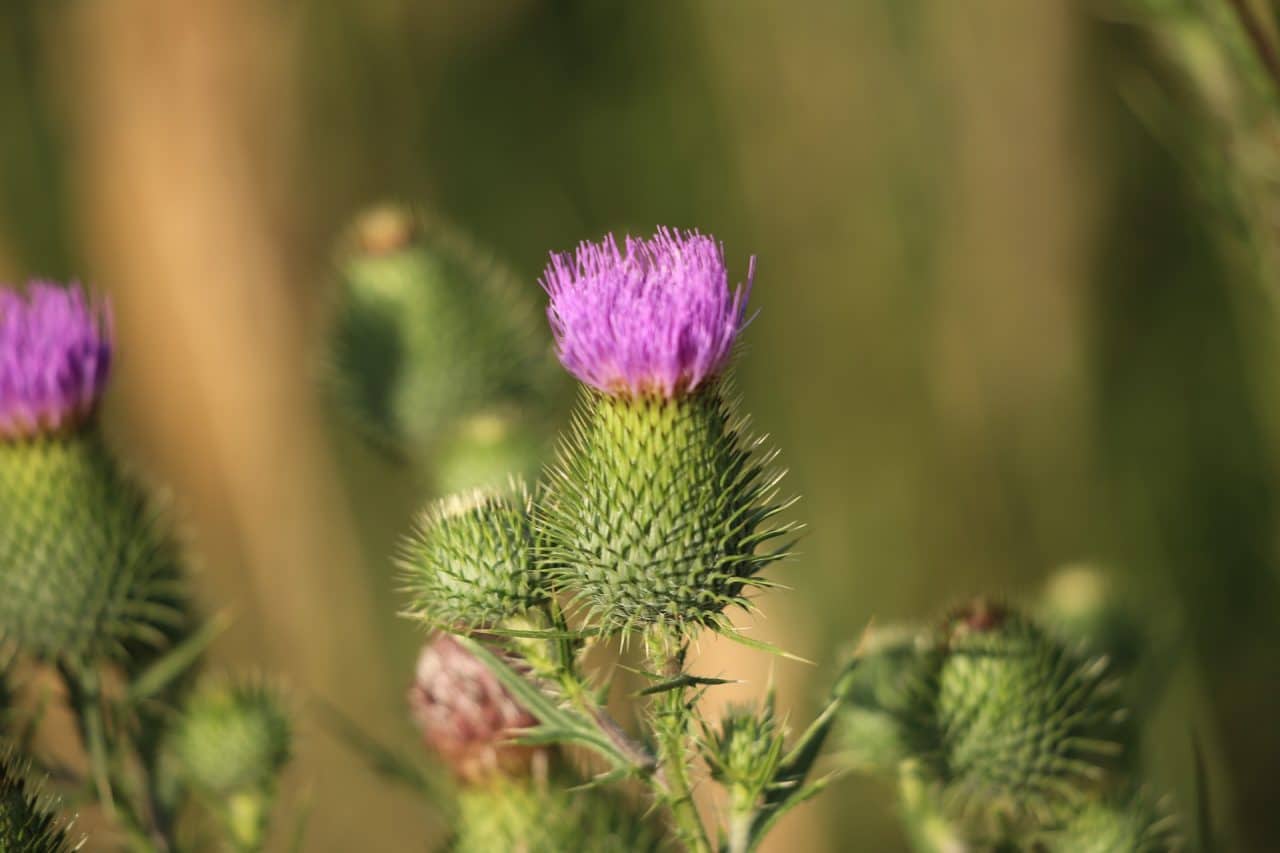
0 747 75 853
540 390 793 635
170 677 292 798
0 433 183 663
453 779 662 853
401 484 540 630
926 601 1128 830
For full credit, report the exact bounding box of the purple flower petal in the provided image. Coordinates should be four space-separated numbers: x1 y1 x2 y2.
540 228 753 398
0 282 113 440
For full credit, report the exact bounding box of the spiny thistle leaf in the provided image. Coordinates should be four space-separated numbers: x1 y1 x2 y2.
924 600 1130 833
0 432 184 664
170 675 292 799
401 484 542 631
539 389 796 636
0 746 77 852
452 778 662 853
326 206 559 458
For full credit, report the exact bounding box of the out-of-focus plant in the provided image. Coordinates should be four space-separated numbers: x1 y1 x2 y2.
0 283 294 852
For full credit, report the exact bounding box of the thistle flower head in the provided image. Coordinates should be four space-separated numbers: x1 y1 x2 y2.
408 634 542 785
171 676 293 798
0 283 112 441
541 228 753 398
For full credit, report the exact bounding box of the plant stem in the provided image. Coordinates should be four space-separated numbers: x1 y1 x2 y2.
645 628 713 853
60 662 116 816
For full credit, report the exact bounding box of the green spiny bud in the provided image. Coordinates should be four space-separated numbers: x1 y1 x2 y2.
171 676 292 799
706 698 786 814
327 206 557 457
836 625 937 773
433 409 547 496
1042 791 1181 853
0 432 183 664
453 779 661 853
401 484 540 630
927 600 1128 830
0 747 75 853
541 390 794 635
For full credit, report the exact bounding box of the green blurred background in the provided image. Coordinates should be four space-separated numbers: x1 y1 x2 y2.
4 0 1280 850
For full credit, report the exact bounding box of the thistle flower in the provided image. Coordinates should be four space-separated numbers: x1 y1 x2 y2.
0 285 181 664
408 634 542 785
401 483 540 631
924 600 1129 831
541 228 751 399
0 283 111 441
538 229 791 636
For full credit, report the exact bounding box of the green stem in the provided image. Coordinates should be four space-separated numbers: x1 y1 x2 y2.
60 662 116 816
726 788 754 853
645 628 713 853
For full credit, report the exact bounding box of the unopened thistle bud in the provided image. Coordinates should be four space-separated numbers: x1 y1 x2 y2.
836 625 936 773
0 747 75 853
1043 791 1180 853
408 633 543 785
0 283 182 664
707 700 786 813
327 206 556 458
401 484 540 630
926 600 1128 829
539 229 793 635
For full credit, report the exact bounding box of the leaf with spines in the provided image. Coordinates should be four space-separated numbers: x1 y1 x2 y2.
923 601 1130 833
401 483 542 630
0 432 184 664
0 746 76 853
539 388 796 636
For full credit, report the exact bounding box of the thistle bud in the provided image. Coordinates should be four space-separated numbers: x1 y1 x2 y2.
327 206 556 458
0 283 182 664
538 229 793 635
927 600 1128 827
1043 792 1180 852
454 780 662 853
401 484 540 631
171 676 292 843
408 633 542 785
707 699 786 814
0 747 75 852
433 409 546 496
836 624 936 773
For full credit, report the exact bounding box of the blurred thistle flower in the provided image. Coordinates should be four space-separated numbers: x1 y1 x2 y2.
0 285 182 665
400 483 541 631
408 633 543 786
541 228 752 399
0 282 111 441
539 228 792 636
923 599 1130 833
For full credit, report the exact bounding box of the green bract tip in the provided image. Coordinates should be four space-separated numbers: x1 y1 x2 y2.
326 207 557 459
0 747 76 853
401 483 540 630
171 676 292 799
0 432 184 664
925 601 1129 830
454 779 661 853
540 389 795 636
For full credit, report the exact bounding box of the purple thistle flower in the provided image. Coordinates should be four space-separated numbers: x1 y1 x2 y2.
541 227 754 398
0 282 112 440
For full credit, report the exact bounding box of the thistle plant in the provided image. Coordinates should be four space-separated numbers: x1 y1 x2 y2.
0 281 294 852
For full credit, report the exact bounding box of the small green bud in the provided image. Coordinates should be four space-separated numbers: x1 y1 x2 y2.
326 206 557 457
433 409 546 496
171 676 292 799
401 484 540 630
0 747 75 853
541 390 794 635
454 779 661 853
706 698 787 819
927 600 1128 829
0 432 183 664
1043 791 1180 853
